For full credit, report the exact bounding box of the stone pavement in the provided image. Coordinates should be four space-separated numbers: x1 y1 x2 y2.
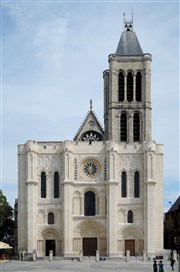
0 260 179 272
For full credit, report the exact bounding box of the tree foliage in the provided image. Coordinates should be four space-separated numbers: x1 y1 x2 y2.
0 190 14 245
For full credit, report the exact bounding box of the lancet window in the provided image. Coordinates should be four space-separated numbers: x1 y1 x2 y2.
127 210 133 223
48 212 54 224
54 172 59 198
84 191 95 216
121 171 127 198
134 171 140 198
41 172 46 198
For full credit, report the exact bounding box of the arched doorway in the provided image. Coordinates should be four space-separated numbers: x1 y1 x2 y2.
118 226 144 256
38 227 63 257
74 220 107 256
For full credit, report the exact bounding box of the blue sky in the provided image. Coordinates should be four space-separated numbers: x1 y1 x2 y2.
0 0 179 211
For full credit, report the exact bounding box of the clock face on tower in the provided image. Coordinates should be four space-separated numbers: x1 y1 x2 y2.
80 158 101 179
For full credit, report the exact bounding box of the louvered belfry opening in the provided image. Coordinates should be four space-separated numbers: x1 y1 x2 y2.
120 113 127 142
118 72 124 101
133 113 140 142
127 72 133 102
136 72 142 102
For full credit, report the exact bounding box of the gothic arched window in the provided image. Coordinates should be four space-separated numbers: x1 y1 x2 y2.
133 113 140 142
134 171 140 198
136 72 142 101
41 172 46 198
48 212 54 224
118 72 124 101
54 172 59 198
120 113 127 142
127 72 133 102
84 191 95 216
127 210 133 223
121 171 127 198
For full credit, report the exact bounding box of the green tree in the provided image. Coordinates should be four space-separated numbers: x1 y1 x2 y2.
0 190 14 245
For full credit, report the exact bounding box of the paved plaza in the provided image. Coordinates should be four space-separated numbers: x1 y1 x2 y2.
0 260 179 272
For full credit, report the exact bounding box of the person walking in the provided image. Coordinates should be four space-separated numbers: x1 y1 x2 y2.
158 260 164 272
153 260 158 272
170 259 176 271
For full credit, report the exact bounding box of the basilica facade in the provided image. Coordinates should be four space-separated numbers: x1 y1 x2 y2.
18 19 164 259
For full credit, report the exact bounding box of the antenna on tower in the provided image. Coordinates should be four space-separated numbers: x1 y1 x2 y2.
90 99 92 111
123 12 125 22
123 11 133 31
131 8 134 22
131 8 134 29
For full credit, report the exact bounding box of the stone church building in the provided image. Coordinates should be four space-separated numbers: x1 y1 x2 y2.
18 18 164 259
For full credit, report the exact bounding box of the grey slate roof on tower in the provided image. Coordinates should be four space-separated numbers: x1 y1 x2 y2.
116 20 143 55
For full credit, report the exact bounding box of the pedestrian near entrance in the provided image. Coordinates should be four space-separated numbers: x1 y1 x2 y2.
153 260 158 272
158 260 164 272
170 259 176 271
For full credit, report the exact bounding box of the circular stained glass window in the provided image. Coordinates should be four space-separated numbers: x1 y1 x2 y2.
80 158 101 179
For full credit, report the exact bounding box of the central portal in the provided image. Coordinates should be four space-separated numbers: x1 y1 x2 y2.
83 238 97 256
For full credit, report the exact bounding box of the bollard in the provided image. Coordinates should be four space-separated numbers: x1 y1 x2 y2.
49 250 53 262
126 250 130 262
96 250 99 262
33 250 36 261
79 250 83 262
143 250 146 262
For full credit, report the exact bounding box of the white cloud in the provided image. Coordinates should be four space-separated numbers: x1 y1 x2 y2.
34 17 68 69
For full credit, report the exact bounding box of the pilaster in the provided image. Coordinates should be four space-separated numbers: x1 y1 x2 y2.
63 143 73 257
106 143 118 256
26 149 38 252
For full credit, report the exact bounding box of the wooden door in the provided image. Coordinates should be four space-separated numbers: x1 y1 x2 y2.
83 238 97 256
125 239 135 256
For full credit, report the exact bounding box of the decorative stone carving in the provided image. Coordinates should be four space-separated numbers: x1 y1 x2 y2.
38 155 61 171
74 220 106 238
118 209 126 223
120 226 143 240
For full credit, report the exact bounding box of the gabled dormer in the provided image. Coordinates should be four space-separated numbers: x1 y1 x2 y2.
74 100 104 143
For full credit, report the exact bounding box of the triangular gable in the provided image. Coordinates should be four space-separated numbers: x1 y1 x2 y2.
74 110 104 142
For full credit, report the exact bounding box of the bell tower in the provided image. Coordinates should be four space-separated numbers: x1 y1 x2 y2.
104 16 152 144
